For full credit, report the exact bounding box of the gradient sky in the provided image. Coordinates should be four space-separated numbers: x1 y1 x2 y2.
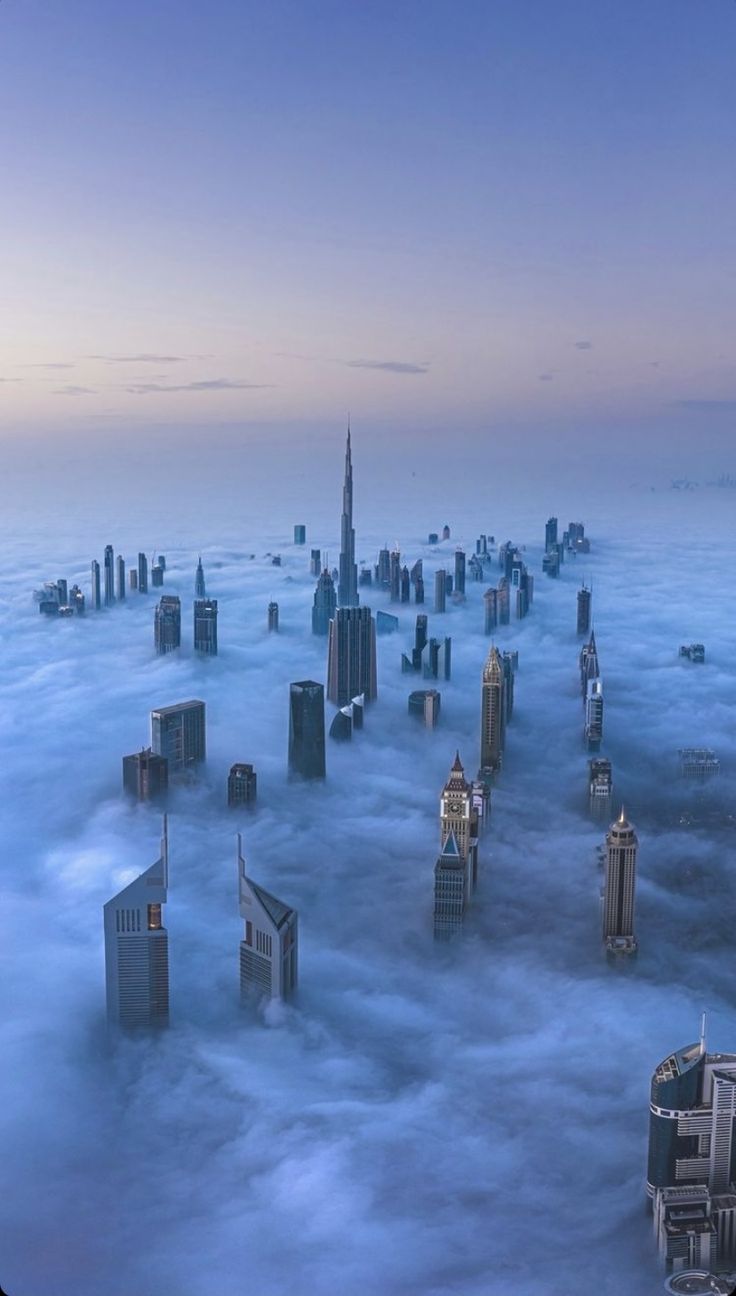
1 0 736 444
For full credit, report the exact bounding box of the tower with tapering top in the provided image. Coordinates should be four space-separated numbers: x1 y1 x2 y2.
480 645 505 774
602 807 638 957
195 556 206 599
338 423 359 608
103 817 170 1028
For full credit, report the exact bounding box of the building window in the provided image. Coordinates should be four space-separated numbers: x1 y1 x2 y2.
245 920 253 946
148 903 162 930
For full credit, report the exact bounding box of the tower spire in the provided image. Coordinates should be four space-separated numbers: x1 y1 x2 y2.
337 422 359 607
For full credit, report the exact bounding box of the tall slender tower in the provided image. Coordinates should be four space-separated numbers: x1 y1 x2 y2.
338 424 359 607
238 837 298 1002
103 817 169 1029
440 752 479 890
480 645 505 774
195 556 206 599
602 808 638 956
327 606 377 706
103 545 115 606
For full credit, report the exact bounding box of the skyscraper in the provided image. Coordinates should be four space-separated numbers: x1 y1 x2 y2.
151 700 206 772
580 629 599 696
103 817 169 1029
389 549 401 602
602 808 638 956
294 524 306 545
434 569 447 613
545 517 558 551
267 601 279 632
122 748 169 801
104 544 115 606
228 763 257 808
310 548 321 577
647 1025 736 1271
589 757 612 818
454 548 466 596
195 556 206 599
584 677 604 750
288 680 326 779
238 837 298 1002
577 584 592 635
138 552 148 594
91 560 101 611
480 645 505 774
433 832 468 940
116 554 126 601
484 588 497 633
327 606 377 706
194 598 218 654
154 595 181 655
312 568 337 635
408 689 441 728
338 425 358 607
440 752 479 890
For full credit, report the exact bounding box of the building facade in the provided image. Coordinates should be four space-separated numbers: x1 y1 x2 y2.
103 818 169 1029
480 645 505 774
327 606 377 706
123 748 169 801
155 595 181 654
194 598 218 655
602 808 638 956
288 680 326 779
151 700 206 772
238 837 298 1001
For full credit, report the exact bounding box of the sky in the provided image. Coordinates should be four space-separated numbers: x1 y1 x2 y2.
1 465 736 1295
1 0 736 462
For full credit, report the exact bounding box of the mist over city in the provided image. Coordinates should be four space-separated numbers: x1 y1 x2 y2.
2 2 736 1294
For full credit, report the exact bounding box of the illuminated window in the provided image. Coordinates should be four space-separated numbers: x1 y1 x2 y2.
147 903 162 930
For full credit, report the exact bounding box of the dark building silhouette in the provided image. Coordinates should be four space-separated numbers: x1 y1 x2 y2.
442 524 450 540
228 763 257 808
408 689 440 728
116 555 126 601
484 588 497 633
376 610 399 634
129 569 138 592
602 809 638 956
155 595 181 654
91 560 101 611
138 552 148 594
389 549 401 603
400 565 411 603
267 601 279 633
577 584 592 635
104 545 115 606
415 575 425 603
497 578 510 625
288 680 326 779
376 547 391 589
454 549 466 595
545 517 558 551
194 599 218 655
327 606 377 706
359 565 373 587
338 425 359 607
310 548 321 577
434 569 447 613
423 636 451 681
480 645 505 774
151 700 206 772
195 557 206 599
151 563 164 587
312 568 337 635
294 524 306 545
329 708 353 742
123 748 169 801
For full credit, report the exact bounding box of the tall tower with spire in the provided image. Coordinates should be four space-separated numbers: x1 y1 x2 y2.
440 752 479 890
602 808 638 956
195 556 206 599
480 645 505 774
338 424 359 608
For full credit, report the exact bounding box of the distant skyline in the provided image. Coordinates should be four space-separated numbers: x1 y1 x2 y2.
2 0 736 445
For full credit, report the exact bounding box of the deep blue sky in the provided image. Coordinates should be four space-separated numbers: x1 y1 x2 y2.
1 0 735 450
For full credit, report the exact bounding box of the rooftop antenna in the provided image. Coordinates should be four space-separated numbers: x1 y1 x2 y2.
700 1010 707 1055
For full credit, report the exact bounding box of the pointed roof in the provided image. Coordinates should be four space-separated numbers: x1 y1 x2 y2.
441 830 461 859
451 750 464 773
247 877 295 929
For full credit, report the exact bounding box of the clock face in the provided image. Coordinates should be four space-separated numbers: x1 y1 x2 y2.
447 800 462 814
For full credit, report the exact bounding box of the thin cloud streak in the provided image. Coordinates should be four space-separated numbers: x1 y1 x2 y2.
344 360 429 375
124 379 272 395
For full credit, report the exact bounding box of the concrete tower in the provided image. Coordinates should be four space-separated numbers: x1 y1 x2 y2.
602 808 638 956
480 645 505 774
338 423 358 607
103 817 169 1029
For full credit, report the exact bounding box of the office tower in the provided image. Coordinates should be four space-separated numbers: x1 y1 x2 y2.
69 584 85 614
413 614 428 669
545 517 558 551
454 548 466 595
151 700 206 772
440 752 479 889
104 817 169 1029
310 548 321 577
122 748 169 801
497 578 510 625
433 833 468 939
602 808 638 956
272 555 282 566
91 560 101 611
228 763 257 809
351 693 364 729
327 606 377 706
647 1024 736 1271
388 549 399 603
428 532 439 545
288 680 326 779
567 521 590 553
103 544 115 606
330 708 353 741
138 552 148 594
584 678 604 750
580 629 600 696
468 555 483 581
312 568 337 635
194 598 218 655
422 636 451 681
589 757 612 817
679 748 720 779
359 565 373 587
55 578 68 606
415 575 425 604
376 547 391 589
195 556 206 598
501 651 515 722
129 569 138 592
434 569 447 613
376 610 399 634
238 838 298 1002
267 601 279 633
476 534 488 556
338 425 359 607
115 555 125 601
480 645 505 774
577 584 592 635
294 524 306 545
471 777 491 832
151 563 164 587
542 548 560 577
442 524 451 539
446 573 453 595
154 595 181 655
680 643 706 663
158 555 167 572
37 582 62 615
400 565 411 603
484 588 497 633
408 689 441 728
410 558 423 587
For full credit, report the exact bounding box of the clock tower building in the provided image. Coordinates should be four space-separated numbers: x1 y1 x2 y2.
440 752 479 891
